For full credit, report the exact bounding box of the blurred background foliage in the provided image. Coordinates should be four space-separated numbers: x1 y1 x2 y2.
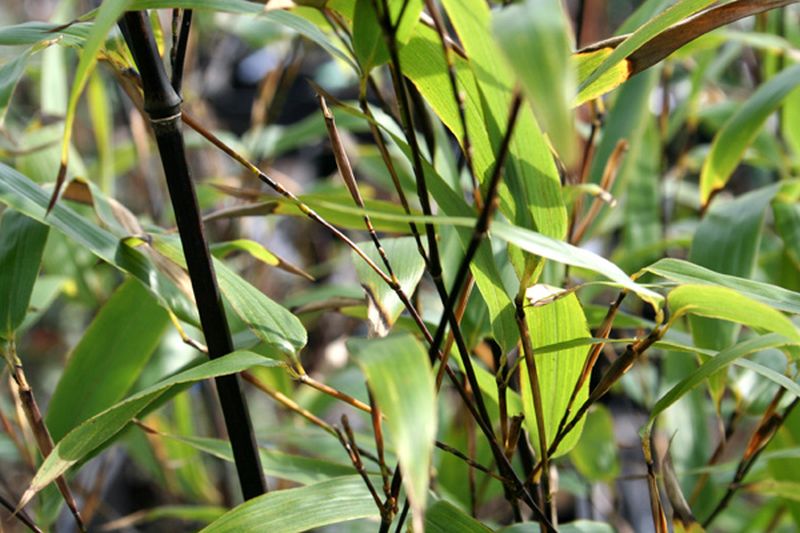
0 0 799 532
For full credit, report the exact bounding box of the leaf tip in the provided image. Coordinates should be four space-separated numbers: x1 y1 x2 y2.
46 162 69 215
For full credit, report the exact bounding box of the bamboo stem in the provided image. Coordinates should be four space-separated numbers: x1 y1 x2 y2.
119 11 266 500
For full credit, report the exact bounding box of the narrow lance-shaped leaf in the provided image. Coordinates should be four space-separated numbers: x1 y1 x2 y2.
0 210 49 337
645 333 797 431
687 183 780 399
348 334 436 527
668 284 800 344
20 351 281 507
521 292 591 456
51 0 133 209
201 476 378 533
0 49 33 126
700 63 800 204
492 221 663 310
352 237 425 335
45 279 170 442
353 0 423 74
426 500 492 533
492 0 576 164
578 0 717 95
0 153 199 325
569 405 620 482
440 0 568 241
639 258 800 315
210 239 314 281
151 236 307 357
148 432 357 485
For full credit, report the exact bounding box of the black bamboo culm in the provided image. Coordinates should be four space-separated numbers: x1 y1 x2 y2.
118 11 267 500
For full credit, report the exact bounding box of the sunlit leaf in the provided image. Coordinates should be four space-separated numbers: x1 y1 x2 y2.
201 476 378 532
640 258 800 315
669 285 800 343
521 292 591 456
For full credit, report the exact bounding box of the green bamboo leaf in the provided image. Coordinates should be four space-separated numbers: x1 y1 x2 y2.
130 1 358 70
774 201 800 269
352 237 425 334
211 239 313 281
668 285 800 343
45 280 169 442
686 183 781 399
646 334 796 430
20 351 281 507
578 0 716 94
440 0 567 241
201 476 378 532
0 49 32 126
0 210 49 337
425 500 492 533
102 505 226 530
569 405 620 482
640 258 800 315
55 0 132 202
87 70 113 192
573 47 632 105
150 433 357 485
353 0 422 73
735 359 800 399
151 236 307 356
492 0 576 163
700 64 800 204
348 334 436 524
521 292 591 457
0 161 198 323
0 22 91 46
492 221 663 310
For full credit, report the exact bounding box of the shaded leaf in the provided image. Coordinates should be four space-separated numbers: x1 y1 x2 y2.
425 500 491 533
21 351 281 507
493 0 576 163
569 405 620 482
46 280 169 442
646 333 798 430
54 0 133 208
353 0 422 73
150 236 307 356
0 49 32 125
700 64 800 204
0 210 49 337
352 237 425 333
